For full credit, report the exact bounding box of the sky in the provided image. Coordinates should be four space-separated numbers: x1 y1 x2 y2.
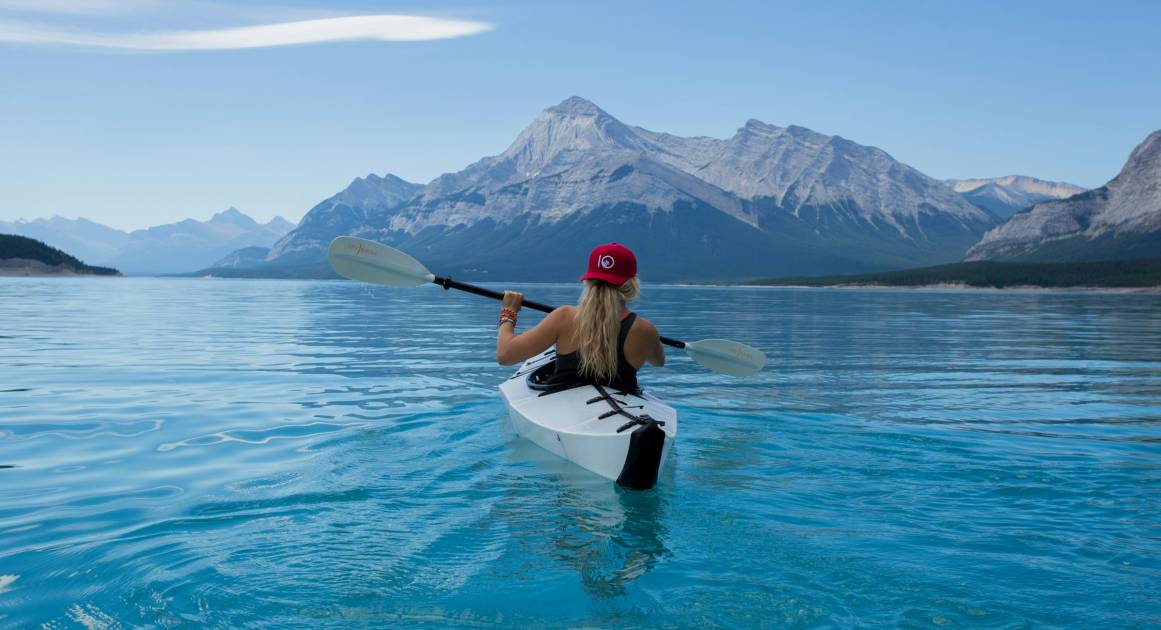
0 0 1159 230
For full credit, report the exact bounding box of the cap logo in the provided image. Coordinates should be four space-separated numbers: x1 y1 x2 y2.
598 254 615 270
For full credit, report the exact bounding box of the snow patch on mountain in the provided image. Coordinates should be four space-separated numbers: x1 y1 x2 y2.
948 175 1086 218
265 96 1002 279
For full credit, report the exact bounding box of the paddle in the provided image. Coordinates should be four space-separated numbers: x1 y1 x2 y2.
327 236 766 377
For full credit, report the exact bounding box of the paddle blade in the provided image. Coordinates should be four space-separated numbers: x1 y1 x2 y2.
683 339 766 377
327 236 435 287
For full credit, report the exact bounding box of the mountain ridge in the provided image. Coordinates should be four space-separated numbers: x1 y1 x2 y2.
0 210 295 274
947 175 1086 218
966 130 1161 261
259 96 998 281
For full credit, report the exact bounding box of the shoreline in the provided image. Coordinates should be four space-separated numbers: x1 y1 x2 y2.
0 258 121 277
0 268 119 277
3 274 1157 292
740 282 1161 294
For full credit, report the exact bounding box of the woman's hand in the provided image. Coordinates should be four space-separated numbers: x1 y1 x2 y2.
502 290 524 314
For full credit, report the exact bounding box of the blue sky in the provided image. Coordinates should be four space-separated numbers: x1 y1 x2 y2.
1 0 1158 230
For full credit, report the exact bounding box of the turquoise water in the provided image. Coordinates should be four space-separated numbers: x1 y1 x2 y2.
2 278 1160 628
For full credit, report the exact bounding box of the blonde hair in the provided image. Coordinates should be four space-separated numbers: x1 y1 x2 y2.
576 276 640 384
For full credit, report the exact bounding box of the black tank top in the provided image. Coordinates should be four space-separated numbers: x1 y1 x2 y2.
550 312 639 392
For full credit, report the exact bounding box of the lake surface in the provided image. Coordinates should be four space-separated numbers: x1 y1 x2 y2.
1 278 1159 628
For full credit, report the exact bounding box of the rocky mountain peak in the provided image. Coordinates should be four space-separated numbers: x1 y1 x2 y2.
736 119 780 136
263 173 422 264
786 124 822 137
966 129 1161 261
826 134 863 154
209 207 258 229
545 95 607 117
265 216 296 231
729 121 830 153
1096 128 1161 228
332 173 423 208
500 97 644 170
358 173 413 186
1120 129 1161 178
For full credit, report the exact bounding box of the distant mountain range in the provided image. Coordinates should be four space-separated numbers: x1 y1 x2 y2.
967 130 1161 262
947 176 1085 218
111 208 295 274
0 208 295 274
9 99 1151 282
227 97 999 281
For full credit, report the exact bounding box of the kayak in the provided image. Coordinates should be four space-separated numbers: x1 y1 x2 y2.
324 237 761 487
499 348 678 489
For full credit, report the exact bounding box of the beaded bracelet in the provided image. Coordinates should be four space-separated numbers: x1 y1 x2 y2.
499 317 517 327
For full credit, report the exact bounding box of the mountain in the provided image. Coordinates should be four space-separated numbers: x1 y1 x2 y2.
0 209 296 274
948 176 1086 218
209 245 271 270
0 234 120 276
257 97 997 281
266 174 422 265
265 216 296 235
106 208 296 274
0 216 128 266
966 130 1161 262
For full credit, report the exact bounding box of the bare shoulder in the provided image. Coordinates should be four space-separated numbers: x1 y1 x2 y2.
632 315 660 338
544 305 576 328
551 305 577 321
628 314 664 367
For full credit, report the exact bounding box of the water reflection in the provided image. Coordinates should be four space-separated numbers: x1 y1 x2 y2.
503 437 671 599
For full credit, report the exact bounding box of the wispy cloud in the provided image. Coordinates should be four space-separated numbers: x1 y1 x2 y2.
0 14 493 50
0 0 159 15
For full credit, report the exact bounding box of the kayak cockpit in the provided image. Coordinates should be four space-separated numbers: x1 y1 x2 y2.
524 353 644 398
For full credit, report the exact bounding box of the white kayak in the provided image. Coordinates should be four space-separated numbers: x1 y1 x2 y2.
499 348 678 489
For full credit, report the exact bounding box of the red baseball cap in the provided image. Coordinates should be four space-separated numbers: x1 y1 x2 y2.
580 242 637 286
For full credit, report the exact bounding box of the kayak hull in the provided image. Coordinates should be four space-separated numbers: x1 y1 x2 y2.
499 350 677 487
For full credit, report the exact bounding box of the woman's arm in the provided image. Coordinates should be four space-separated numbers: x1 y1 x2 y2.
638 318 665 367
496 291 564 365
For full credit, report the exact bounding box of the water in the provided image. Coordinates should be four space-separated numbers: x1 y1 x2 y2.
1 278 1159 628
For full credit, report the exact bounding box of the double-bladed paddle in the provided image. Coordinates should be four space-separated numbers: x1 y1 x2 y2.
327 236 766 377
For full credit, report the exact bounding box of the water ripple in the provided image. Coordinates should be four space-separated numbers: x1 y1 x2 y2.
1 279 1159 627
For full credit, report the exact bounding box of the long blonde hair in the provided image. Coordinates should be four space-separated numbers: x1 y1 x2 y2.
575 276 640 383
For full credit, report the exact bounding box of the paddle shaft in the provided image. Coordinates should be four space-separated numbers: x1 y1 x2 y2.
432 275 686 349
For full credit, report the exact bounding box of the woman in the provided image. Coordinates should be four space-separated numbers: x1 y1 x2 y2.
495 243 665 392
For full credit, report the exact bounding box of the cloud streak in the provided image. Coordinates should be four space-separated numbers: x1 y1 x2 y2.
0 14 492 50
0 0 159 15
